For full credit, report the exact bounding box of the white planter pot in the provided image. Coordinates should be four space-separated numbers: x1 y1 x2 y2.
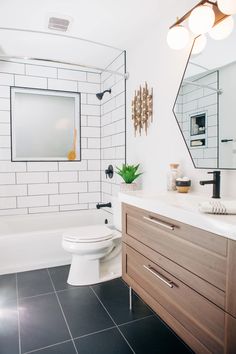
120 182 138 192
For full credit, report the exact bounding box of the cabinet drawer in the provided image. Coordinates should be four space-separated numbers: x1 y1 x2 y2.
123 204 227 291
123 244 225 354
124 234 225 310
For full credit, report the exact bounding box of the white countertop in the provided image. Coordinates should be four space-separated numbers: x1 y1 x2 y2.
119 190 236 241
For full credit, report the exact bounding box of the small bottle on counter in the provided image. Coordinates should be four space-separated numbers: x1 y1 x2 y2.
167 163 179 191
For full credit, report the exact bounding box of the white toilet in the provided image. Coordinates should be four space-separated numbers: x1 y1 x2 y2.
62 198 122 286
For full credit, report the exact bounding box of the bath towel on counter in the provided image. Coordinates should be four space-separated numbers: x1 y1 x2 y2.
199 200 236 215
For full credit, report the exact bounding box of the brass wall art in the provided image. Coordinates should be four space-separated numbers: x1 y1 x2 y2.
132 82 153 136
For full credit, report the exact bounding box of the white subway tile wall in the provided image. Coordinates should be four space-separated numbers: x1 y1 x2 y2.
176 71 218 168
0 58 126 215
101 53 126 207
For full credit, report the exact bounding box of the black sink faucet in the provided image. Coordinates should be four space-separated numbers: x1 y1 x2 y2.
199 171 221 199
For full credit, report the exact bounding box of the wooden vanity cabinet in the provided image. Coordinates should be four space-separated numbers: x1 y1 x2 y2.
122 203 236 354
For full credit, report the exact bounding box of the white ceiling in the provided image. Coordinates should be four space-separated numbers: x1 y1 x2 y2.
0 0 196 68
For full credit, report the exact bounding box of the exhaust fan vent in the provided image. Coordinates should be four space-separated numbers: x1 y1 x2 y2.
48 17 70 32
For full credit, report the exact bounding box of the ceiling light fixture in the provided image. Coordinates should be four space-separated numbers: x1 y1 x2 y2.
167 0 232 51
167 25 190 50
188 4 215 34
217 0 236 15
209 15 234 39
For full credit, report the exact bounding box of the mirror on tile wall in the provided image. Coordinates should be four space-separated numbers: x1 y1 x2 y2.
173 15 236 169
11 87 81 161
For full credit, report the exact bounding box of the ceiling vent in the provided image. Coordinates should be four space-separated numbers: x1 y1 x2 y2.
48 17 70 32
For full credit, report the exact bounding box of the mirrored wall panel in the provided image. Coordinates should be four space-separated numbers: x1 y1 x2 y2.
11 87 81 161
174 16 236 169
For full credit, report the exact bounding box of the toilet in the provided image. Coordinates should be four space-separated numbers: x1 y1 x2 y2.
62 198 122 286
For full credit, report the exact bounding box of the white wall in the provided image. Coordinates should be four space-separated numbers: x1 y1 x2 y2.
126 17 236 198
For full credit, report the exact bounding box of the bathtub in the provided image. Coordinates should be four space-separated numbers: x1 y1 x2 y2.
0 209 112 275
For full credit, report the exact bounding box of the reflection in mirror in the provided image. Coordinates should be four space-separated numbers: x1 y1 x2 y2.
174 14 236 169
11 87 81 161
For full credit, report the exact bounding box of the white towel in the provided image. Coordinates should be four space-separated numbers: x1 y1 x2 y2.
199 200 236 215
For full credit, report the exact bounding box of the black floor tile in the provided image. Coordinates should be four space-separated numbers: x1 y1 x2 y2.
57 287 114 338
28 340 77 354
48 265 73 291
119 315 192 354
19 293 70 353
17 269 54 298
92 278 153 325
0 299 19 354
74 327 133 354
0 273 17 304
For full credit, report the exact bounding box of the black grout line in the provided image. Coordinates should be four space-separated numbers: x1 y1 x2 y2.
47 269 79 354
15 273 22 354
90 286 136 354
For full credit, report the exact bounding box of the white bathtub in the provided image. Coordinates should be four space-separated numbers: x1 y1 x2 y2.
0 209 112 275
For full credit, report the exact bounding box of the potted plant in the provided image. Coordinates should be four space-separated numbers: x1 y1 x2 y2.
116 164 142 192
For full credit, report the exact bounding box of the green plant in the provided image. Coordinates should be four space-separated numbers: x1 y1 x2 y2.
116 164 142 184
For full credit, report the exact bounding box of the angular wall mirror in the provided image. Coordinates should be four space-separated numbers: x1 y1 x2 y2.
173 15 236 170
11 87 81 161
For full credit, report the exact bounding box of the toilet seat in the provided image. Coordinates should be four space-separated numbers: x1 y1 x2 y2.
63 224 114 243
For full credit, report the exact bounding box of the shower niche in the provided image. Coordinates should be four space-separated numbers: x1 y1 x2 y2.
190 113 206 137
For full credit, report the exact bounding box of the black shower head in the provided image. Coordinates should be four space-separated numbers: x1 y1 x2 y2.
96 88 111 100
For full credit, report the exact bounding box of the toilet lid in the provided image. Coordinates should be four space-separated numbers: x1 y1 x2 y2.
63 225 114 243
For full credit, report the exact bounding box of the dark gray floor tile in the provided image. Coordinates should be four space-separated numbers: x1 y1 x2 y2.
57 287 114 338
0 299 19 354
19 293 70 353
28 340 77 354
17 268 53 298
0 273 16 304
48 265 73 291
75 327 133 354
119 315 193 354
92 278 152 325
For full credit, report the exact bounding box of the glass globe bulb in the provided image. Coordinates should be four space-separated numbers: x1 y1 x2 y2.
218 0 236 15
192 35 207 55
209 16 234 40
167 25 190 50
189 5 215 35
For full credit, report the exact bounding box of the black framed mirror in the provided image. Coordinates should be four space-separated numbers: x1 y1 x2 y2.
173 14 236 169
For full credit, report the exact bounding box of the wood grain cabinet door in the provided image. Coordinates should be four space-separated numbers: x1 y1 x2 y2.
122 203 228 292
122 203 236 354
123 244 225 354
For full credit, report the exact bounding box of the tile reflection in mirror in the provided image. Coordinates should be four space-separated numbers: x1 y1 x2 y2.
173 13 236 169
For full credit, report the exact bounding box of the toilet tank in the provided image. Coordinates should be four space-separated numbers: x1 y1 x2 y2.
112 197 122 231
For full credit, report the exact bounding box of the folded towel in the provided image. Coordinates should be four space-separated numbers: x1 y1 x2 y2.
199 200 236 215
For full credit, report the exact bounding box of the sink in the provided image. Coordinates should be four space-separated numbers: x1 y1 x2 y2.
119 190 236 240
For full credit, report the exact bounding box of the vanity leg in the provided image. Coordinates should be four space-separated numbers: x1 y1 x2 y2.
129 286 133 311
